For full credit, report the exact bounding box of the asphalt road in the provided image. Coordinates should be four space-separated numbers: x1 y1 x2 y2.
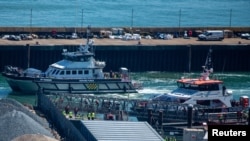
0 37 250 46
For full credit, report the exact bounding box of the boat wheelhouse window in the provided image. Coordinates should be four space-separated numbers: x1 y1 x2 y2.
84 70 89 74
55 70 60 75
52 69 57 74
46 68 53 75
78 70 83 74
66 70 71 75
60 71 65 75
211 99 224 107
188 85 199 90
72 70 77 75
199 84 219 91
177 82 199 90
83 56 90 61
177 82 185 88
197 100 210 106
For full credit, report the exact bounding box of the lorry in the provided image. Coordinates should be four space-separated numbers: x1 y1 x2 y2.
198 30 224 41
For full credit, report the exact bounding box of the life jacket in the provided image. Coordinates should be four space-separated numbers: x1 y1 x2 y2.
91 112 95 118
88 113 91 118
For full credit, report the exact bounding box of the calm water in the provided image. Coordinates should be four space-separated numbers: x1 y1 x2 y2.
0 0 249 27
1 72 250 105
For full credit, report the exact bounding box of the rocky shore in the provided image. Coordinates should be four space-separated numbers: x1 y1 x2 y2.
0 98 60 141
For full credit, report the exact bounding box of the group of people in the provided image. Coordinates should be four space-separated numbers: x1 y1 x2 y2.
164 136 177 141
62 105 96 120
63 105 80 119
87 112 95 120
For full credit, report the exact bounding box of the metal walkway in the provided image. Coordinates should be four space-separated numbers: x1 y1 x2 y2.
44 92 248 125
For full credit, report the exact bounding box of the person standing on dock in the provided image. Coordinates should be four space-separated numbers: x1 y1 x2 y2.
91 112 95 120
109 70 113 78
74 107 79 118
87 112 91 120
218 114 223 124
65 105 70 115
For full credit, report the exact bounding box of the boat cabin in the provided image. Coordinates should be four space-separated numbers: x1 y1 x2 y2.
177 79 223 92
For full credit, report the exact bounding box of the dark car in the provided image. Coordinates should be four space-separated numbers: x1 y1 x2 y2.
53 34 65 39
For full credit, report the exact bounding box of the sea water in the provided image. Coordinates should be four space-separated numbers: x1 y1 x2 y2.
1 72 250 105
0 0 249 27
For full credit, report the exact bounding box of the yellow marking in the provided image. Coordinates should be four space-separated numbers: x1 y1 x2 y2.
87 83 97 90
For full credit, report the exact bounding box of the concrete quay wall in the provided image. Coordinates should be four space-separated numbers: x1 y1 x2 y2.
0 26 250 36
1 44 250 72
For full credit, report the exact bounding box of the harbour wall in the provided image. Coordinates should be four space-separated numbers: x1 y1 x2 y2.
0 44 250 72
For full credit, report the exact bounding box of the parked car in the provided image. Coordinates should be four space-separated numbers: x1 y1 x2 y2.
241 33 250 39
65 33 78 39
20 34 33 40
53 34 65 39
8 35 21 41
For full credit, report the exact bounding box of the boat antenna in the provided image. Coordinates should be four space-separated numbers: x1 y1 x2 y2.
86 25 95 55
204 48 213 73
86 25 90 44
201 48 213 80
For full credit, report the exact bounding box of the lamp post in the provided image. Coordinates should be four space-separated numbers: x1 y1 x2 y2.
229 9 232 27
81 9 84 29
130 8 134 34
30 8 32 34
178 9 181 37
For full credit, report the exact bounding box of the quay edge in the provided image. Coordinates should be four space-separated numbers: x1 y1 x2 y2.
0 26 250 36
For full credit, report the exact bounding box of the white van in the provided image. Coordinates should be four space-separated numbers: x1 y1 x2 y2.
198 30 224 41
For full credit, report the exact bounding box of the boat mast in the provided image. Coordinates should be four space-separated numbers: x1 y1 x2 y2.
200 48 213 80
86 25 94 54
86 25 90 44
204 48 213 72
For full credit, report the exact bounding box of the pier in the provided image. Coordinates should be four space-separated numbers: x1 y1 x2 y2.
36 92 249 140
43 92 248 124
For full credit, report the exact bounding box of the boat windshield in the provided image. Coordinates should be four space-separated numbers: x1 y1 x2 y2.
64 56 90 62
177 82 220 91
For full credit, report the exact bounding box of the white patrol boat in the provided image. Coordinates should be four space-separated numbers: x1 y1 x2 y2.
2 26 140 94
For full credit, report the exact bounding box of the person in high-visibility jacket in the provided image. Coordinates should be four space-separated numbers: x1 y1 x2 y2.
91 112 95 120
62 110 67 116
164 136 168 141
87 112 91 120
69 111 73 118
